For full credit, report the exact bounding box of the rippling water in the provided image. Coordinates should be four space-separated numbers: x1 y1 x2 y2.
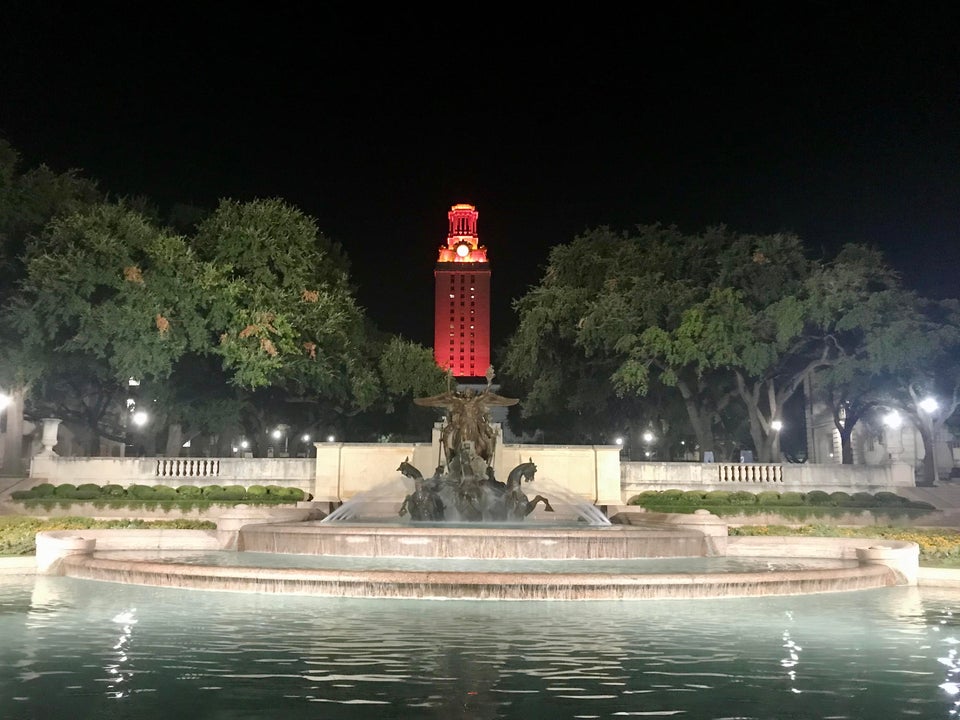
2 576 960 719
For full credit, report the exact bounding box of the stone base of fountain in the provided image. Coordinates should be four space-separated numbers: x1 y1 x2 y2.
56 553 899 600
237 521 711 559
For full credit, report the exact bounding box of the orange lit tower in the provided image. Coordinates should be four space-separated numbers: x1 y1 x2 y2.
433 203 491 378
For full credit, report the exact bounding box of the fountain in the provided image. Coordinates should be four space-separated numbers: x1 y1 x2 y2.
32 374 920 600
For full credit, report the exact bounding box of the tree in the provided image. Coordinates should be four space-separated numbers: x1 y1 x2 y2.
9 201 225 454
191 199 381 442
0 140 101 472
504 224 914 463
869 298 960 484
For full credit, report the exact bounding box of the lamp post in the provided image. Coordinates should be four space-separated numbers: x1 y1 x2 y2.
882 410 904 464
770 420 784 462
641 430 656 460
272 424 290 457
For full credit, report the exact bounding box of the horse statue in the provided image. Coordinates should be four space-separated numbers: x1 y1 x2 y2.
397 458 445 522
502 460 554 520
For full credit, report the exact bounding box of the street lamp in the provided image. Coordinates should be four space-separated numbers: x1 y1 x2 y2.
883 410 904 464
272 425 289 456
919 397 940 414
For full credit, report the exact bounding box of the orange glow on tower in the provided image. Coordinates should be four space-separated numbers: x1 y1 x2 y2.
433 203 491 378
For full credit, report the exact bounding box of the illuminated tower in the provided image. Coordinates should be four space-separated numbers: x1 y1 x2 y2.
433 203 491 378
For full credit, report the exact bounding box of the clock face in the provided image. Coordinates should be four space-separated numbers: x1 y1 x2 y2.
456 243 470 257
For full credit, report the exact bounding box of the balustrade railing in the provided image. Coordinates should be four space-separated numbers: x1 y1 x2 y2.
716 463 783 483
155 458 221 478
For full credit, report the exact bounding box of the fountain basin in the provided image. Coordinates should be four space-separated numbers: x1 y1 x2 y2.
238 522 710 559
58 553 897 600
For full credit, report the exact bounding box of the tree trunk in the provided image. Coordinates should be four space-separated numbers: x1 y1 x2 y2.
918 425 938 486
839 425 854 464
677 380 716 457
1 386 26 476
165 423 183 457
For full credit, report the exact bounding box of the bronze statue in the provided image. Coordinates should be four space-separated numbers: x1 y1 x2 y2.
413 368 518 464
397 458 445 522
501 460 554 520
400 371 554 523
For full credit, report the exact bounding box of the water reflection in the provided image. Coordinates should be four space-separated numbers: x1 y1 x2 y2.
0 578 959 719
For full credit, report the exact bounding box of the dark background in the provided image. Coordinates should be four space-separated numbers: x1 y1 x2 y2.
2 2 958 352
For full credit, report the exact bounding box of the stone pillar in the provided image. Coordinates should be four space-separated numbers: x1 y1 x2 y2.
39 418 62 456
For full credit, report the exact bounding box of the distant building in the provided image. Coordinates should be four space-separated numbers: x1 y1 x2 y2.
432 203 491 379
805 392 958 480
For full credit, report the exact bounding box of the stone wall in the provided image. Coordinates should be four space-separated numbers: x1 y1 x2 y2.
26 443 912 508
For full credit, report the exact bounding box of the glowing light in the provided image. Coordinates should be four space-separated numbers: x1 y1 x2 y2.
302 434 311 443
771 420 784 432
272 428 282 439
0 393 10 411
456 243 470 257
919 397 940 413
614 437 624 446
327 435 336 442
131 411 148 427
883 410 902 429
642 431 655 443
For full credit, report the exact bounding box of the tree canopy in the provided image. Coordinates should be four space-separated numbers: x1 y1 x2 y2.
501 223 953 463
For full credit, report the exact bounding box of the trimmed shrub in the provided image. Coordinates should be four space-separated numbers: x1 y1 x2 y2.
285 487 306 501
53 483 78 498
30 483 56 498
729 491 757 506
830 491 852 506
152 485 177 500
128 484 157 500
176 485 202 497
778 491 805 506
75 483 103 501
756 491 782 505
805 490 833 506
222 485 247 501
658 489 685 503
850 492 876 507
265 485 287 496
873 492 907 507
246 485 268 497
102 484 126 497
680 490 706 503
202 485 228 501
704 490 732 504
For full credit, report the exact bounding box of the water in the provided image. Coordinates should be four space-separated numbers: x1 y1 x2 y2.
2 575 960 719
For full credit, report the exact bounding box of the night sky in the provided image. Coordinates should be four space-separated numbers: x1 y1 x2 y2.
2 3 958 352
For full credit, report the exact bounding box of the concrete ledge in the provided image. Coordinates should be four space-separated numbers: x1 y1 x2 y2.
917 567 960 588
35 531 96 574
0 556 36 575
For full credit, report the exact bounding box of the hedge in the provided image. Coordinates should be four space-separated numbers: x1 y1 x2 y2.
10 482 309 508
628 489 934 512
